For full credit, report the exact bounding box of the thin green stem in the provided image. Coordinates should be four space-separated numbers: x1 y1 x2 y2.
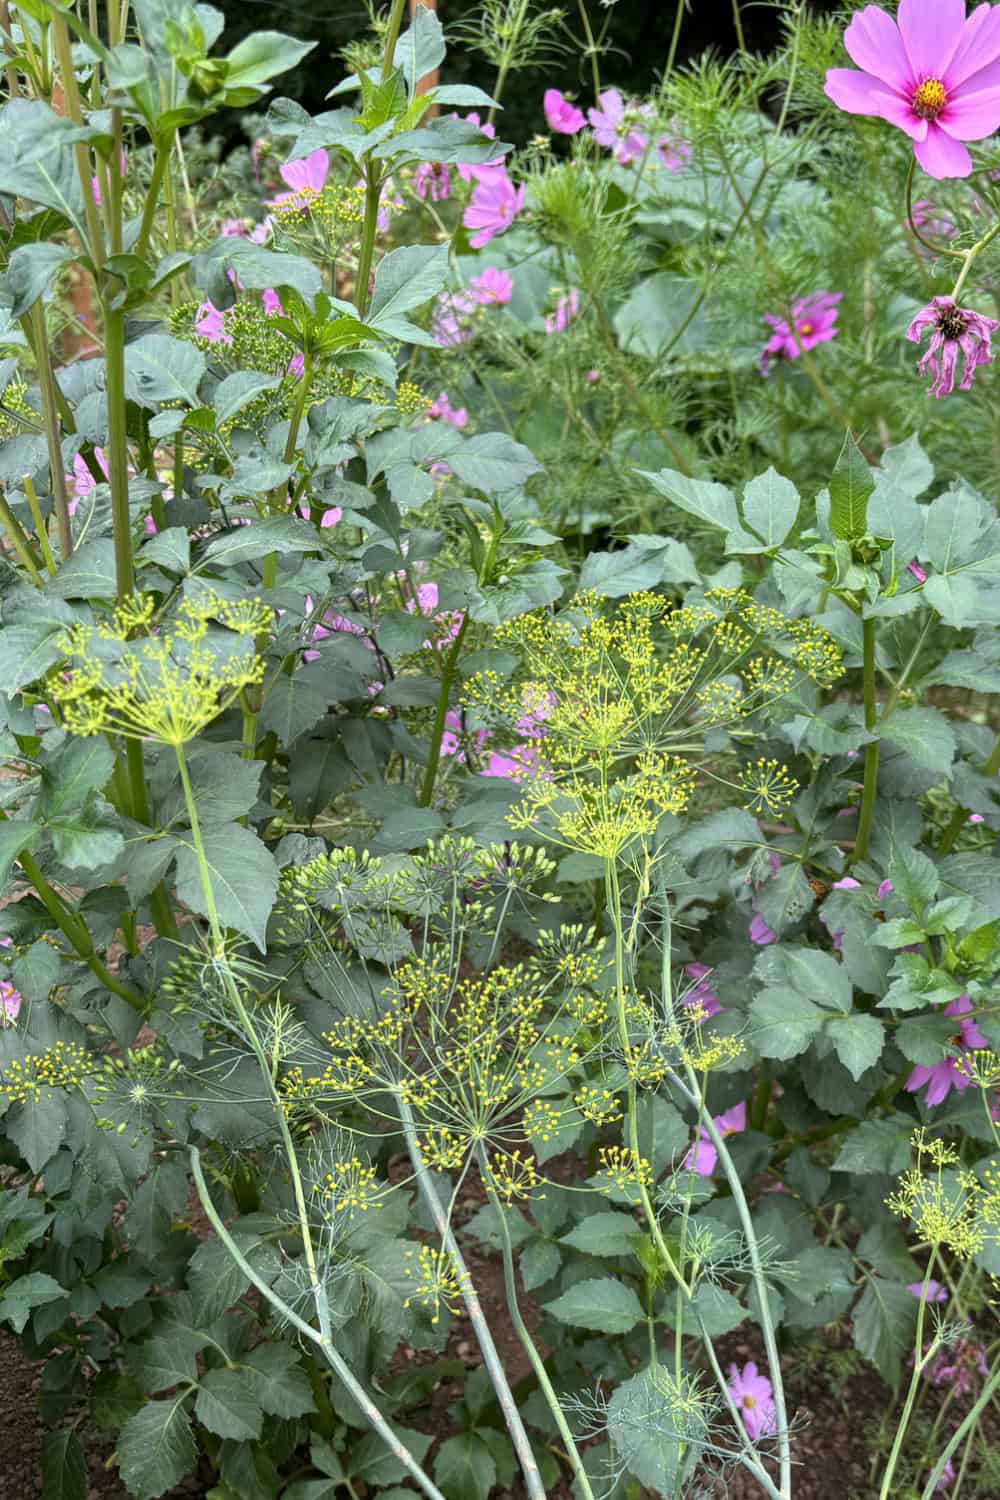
31 305 74 561
419 616 469 806
731 0 746 55
879 1251 940 1500
22 475 57 576
103 306 134 598
399 1102 546 1500
475 1142 596 1500
575 0 601 104
665 0 686 77
0 492 44 584
854 615 880 864
136 137 172 261
50 13 105 269
189 1148 448 1500
380 0 409 80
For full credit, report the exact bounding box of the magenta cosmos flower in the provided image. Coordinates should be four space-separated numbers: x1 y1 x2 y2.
463 169 525 249
545 290 580 334
684 963 722 1020
760 291 842 375
905 995 987 1106
727 1362 776 1441
544 88 586 135
906 295 1000 396
824 0 1000 179
588 88 650 164
469 266 513 305
685 1101 746 1177
266 148 329 210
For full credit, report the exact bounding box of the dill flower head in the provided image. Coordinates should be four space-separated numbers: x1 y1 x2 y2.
463 590 841 855
886 1129 989 1260
48 593 271 747
1 1041 95 1106
403 1244 469 1323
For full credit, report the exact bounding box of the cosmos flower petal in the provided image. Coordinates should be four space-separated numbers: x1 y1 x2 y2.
939 84 1000 139
823 71 926 138
946 8 1000 86
897 0 966 81
914 125 972 177
842 6 911 93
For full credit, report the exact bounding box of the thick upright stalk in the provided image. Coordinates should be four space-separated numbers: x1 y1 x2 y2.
31 306 73 561
400 1102 546 1500
419 616 468 806
475 1143 595 1500
103 307 134 597
854 615 879 863
355 163 382 320
50 13 105 268
189 1149 448 1500
0 492 44 584
136 139 171 260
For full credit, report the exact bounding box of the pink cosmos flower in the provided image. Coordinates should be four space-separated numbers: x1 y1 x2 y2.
455 113 499 184
824 0 1000 180
685 1101 746 1177
684 963 722 1020
908 560 929 583
440 708 491 763
480 743 548 780
194 300 232 345
545 290 580 335
413 161 452 202
0 980 20 1023
927 1338 989 1398
905 995 987 1106
463 169 525 249
877 879 894 900
544 88 586 135
726 1362 776 1441
588 89 650 164
262 287 283 318
655 132 691 172
428 391 469 429
300 505 342 528
760 292 842 375
221 218 250 238
749 912 778 947
469 267 514 305
432 290 478 348
908 1279 949 1302
405 580 465 650
266 148 329 210
906 295 1000 397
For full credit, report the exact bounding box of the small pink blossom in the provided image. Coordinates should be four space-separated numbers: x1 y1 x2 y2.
262 287 283 318
726 1362 776 1441
908 1279 949 1302
906 295 1000 397
750 912 778 947
969 812 985 824
287 352 305 378
480 743 548 780
545 289 580 335
685 1102 746 1177
440 708 490 763
70 448 109 502
927 1338 988 1399
301 505 342 528
655 132 691 173
824 0 1000 180
266 148 329 210
463 169 525 249
935 1459 956 1492
221 218 250 238
832 876 861 890
684 963 722 1019
194 300 232 345
413 161 452 202
0 980 20 1023
432 290 477 348
544 88 586 135
877 879 894 900
905 995 987 1106
428 391 469 428
760 292 842 375
908 560 928 583
469 266 513 305
588 88 650 165
587 369 601 384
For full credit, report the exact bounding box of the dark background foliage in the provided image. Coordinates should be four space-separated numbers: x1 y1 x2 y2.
214 0 842 146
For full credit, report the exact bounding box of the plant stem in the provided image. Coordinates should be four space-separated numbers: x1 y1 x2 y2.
918 1365 1000 1500
31 305 74 561
50 12 105 269
0 492 44 584
854 615 880 864
731 0 747 56
22 475 57 576
399 1102 546 1500
694 1311 787 1500
575 0 602 104
475 1142 595 1500
419 616 469 806
136 136 172 261
189 1148 449 1500
355 162 382 320
103 307 134 597
665 0 686 77
938 730 1000 853
879 1252 939 1500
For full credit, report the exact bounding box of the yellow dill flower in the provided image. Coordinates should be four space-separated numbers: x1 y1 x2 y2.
403 1244 468 1323
483 1147 543 1204
596 1144 653 1196
420 1127 469 1172
395 380 430 416
739 757 799 816
314 1157 381 1215
49 594 270 747
1 1041 94 1106
574 1084 623 1126
886 1129 987 1259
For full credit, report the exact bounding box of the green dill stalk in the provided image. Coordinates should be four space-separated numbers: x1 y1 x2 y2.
189 1148 448 1500
878 1252 941 1500
50 12 106 270
419 616 469 806
399 1104 546 1500
854 616 879 864
474 1141 596 1500
487 0 534 120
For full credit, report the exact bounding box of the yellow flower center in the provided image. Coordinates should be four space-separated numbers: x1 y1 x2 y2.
912 78 948 121
797 321 814 336
743 1394 756 1409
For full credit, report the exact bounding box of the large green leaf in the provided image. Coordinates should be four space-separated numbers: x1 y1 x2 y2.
243 1343 317 1419
6 1092 68 1172
194 1368 264 1441
0 1271 66 1334
41 1429 88 1500
124 335 206 408
559 1211 641 1257
116 1397 198 1500
433 1432 496 1500
828 433 874 542
224 31 316 90
852 1277 917 1387
174 823 278 948
741 467 799 548
3 242 75 317
544 1277 645 1334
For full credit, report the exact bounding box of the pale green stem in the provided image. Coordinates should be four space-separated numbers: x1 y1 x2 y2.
951 219 1000 302
0 492 44 584
22 474 57 576
31 305 73 561
694 1311 787 1500
474 1142 596 1500
878 1250 940 1500
853 615 879 865
399 1101 546 1500
189 1149 448 1500
419 616 469 807
136 138 172 262
50 12 105 268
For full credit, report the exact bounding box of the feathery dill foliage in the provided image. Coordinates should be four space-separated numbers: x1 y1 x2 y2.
463 589 841 854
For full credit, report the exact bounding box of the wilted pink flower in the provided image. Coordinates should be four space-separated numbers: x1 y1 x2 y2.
463 169 525 248
194 300 232 345
750 912 778 947
760 292 842 375
544 88 586 134
824 0 1000 180
588 88 650 164
684 963 722 1020
877 879 894 900
686 1101 746 1176
432 290 477 348
266 148 329 210
469 266 513 305
413 161 452 202
905 995 987 1106
545 289 580 335
935 1459 956 1492
727 1362 776 1441
655 132 691 172
428 391 469 428
906 295 1000 397
908 1279 949 1302
928 1338 989 1398
0 980 20 1023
